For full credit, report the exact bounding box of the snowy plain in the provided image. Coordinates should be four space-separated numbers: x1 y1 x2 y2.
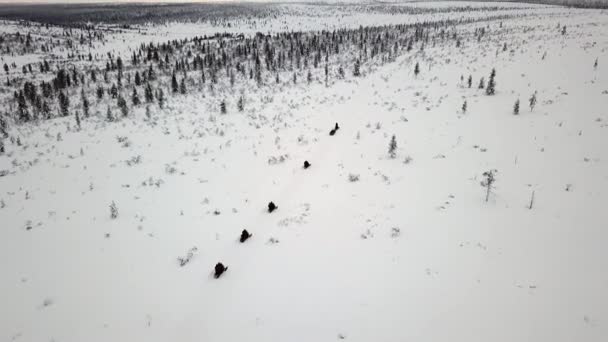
0 2 607 342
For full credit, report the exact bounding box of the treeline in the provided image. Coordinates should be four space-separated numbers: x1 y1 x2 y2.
451 0 608 9
5 14 512 127
0 2 279 26
0 29 105 57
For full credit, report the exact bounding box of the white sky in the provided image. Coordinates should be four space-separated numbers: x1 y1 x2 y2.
0 0 266 4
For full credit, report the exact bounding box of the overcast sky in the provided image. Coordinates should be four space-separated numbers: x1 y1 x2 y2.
0 0 265 4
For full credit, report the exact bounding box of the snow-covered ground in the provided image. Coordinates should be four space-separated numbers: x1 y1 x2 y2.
1 2 607 342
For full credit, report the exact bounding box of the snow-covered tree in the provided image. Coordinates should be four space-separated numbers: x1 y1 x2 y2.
237 96 244 112
117 95 128 117
529 92 537 111
81 88 89 117
171 73 179 93
132 87 140 106
486 68 496 95
481 170 496 202
388 135 397 159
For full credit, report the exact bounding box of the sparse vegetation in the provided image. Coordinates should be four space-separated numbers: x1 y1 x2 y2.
110 201 118 219
0 3 605 340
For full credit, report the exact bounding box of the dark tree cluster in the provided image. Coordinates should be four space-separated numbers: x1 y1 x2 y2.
4 14 505 126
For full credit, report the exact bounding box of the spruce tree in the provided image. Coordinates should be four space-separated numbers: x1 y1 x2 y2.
179 78 187 94
132 88 140 106
388 135 397 159
353 59 361 77
81 88 89 117
0 115 6 137
144 83 154 103
134 71 141 86
513 99 520 115
529 92 537 111
148 64 156 80
171 73 179 93
42 101 51 120
58 91 70 117
237 96 244 112
110 84 118 98
157 88 165 109
117 95 128 117
75 110 81 129
486 68 496 95
17 91 30 122
97 85 104 100
106 105 113 122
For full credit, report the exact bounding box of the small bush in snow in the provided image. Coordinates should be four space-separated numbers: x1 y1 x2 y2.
109 201 118 219
125 155 142 166
348 173 360 182
268 154 289 165
116 136 131 148
177 247 198 267
480 170 497 202
390 227 401 238
165 164 177 174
